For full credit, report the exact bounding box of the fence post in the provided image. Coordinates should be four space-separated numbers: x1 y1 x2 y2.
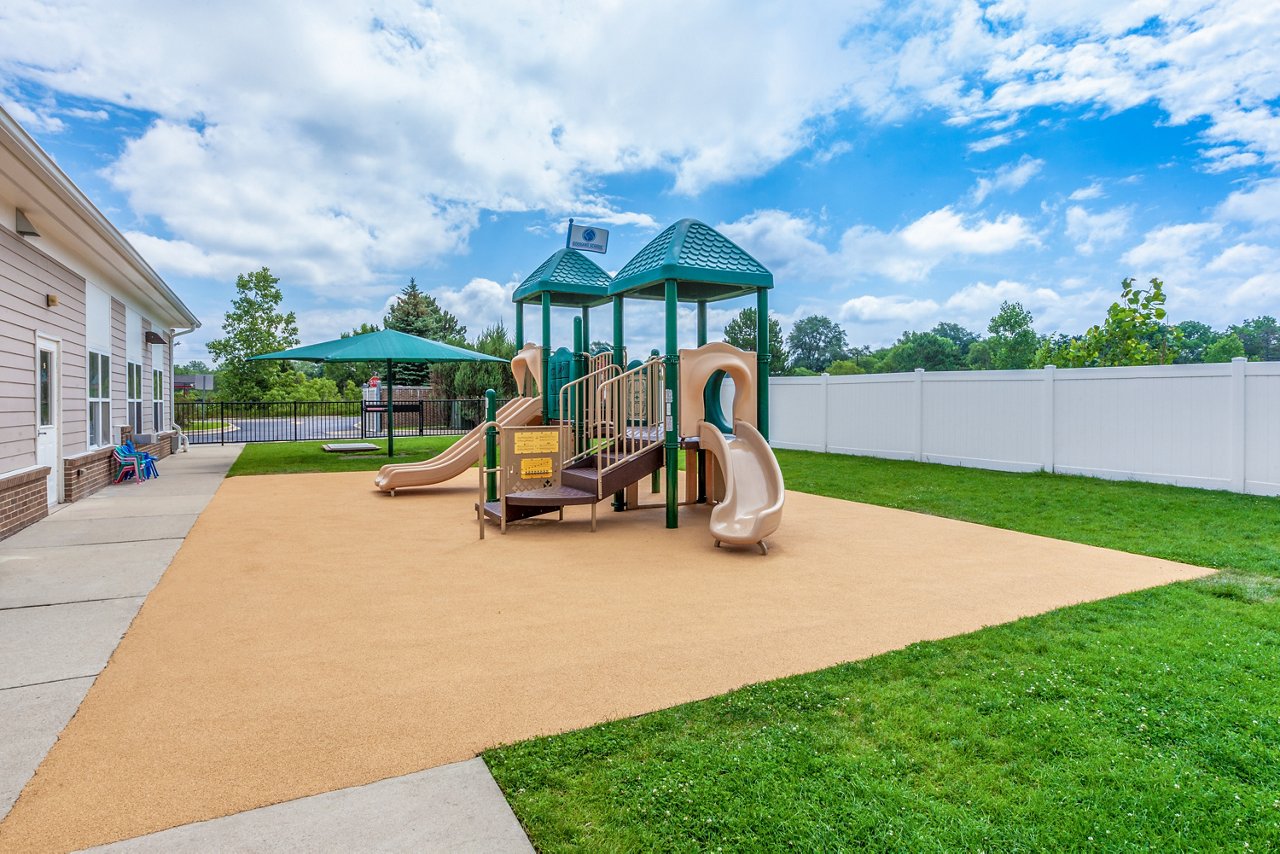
220 401 225 446
820 373 830 454
1042 365 1056 473
913 368 924 463
1231 356 1247 493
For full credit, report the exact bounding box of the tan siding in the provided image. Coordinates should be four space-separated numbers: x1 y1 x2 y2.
111 297 125 440
0 226 87 472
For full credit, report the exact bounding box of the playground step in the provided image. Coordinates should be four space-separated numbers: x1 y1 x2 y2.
562 443 663 497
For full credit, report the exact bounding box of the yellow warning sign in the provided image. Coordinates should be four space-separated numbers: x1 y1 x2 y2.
520 457 554 479
513 431 559 454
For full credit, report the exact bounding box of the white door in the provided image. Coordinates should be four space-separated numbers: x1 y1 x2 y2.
36 339 60 505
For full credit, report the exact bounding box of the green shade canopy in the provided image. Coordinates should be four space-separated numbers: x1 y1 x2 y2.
608 218 772 302
249 328 506 364
513 248 613 307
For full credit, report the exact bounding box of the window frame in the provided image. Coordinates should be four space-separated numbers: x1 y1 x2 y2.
127 361 143 433
87 350 112 448
153 368 165 431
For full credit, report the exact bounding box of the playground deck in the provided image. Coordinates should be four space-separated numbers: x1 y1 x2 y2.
0 470 1209 852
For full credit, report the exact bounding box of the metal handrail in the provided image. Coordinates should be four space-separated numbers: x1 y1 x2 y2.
558 360 622 467
474 419 505 539
592 356 664 498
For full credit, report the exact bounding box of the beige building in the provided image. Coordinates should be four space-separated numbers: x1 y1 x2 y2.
0 105 199 539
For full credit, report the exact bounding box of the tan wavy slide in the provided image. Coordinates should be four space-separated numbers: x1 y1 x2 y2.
699 418 786 554
374 396 541 493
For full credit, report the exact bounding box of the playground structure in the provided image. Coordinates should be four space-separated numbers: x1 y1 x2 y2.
479 219 786 552
373 218 785 552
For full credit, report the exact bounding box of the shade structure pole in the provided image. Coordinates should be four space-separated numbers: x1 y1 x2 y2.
611 296 625 511
696 301 707 504
756 288 770 441
541 292 552 423
485 388 497 502
386 359 394 458
581 306 590 354
514 301 524 349
664 279 679 529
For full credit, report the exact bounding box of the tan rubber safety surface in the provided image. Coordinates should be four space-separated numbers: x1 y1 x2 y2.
0 471 1210 852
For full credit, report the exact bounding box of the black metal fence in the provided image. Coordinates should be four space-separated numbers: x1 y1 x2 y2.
174 398 504 445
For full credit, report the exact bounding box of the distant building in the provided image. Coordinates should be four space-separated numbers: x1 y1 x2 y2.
174 373 216 395
0 105 199 539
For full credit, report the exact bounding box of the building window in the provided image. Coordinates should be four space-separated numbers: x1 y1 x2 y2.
128 362 143 432
88 351 111 447
153 369 165 430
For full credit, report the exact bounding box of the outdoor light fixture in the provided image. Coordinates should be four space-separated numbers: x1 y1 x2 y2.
15 209 39 237
46 294 59 307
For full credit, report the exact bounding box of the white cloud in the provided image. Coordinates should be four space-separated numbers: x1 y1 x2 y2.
722 206 1037 288
1068 182 1104 201
970 155 1043 203
1065 205 1131 255
840 294 939 324
967 132 1022 153
1122 222 1223 271
1217 178 1280 225
1205 242 1278 273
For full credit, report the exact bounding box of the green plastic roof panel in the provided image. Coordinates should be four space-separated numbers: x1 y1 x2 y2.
608 219 773 302
513 248 613 307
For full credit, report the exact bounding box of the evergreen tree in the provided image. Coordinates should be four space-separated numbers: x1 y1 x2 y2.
382 278 466 389
206 267 299 400
452 324 518 398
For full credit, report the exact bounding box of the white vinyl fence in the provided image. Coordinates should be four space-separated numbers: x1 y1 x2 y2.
736 357 1279 496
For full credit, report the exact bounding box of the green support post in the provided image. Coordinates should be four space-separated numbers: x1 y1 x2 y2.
485 388 497 503
612 296 625 511
696 301 707 503
581 306 590 356
572 316 585 455
386 359 394 459
756 288 770 441
664 279 679 529
541 292 552 423
612 297 624 369
514 301 524 349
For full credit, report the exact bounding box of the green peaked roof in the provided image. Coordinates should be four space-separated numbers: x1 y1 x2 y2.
513 248 612 307
248 328 506 363
608 218 772 302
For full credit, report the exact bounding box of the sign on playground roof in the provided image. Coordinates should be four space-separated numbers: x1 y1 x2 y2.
569 223 609 254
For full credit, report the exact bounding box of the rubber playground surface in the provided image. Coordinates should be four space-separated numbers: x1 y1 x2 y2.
0 471 1209 852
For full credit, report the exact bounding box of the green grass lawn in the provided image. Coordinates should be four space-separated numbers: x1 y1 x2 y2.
486 452 1280 851
226 436 460 476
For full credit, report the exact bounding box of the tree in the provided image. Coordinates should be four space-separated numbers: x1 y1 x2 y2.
175 360 211 375
451 323 518 398
1204 333 1246 363
722 307 788 375
826 358 866 375
878 331 965 372
985 301 1039 370
589 340 614 356
1035 278 1181 368
322 323 381 393
1230 316 1280 362
1174 320 1221 364
206 267 299 400
786 315 849 372
383 278 467 388
930 322 978 358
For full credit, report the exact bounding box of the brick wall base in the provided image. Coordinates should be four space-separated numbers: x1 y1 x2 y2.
0 466 52 541
62 432 176 504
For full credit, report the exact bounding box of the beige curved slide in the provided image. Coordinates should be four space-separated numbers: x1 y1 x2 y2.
699 419 785 554
374 396 541 494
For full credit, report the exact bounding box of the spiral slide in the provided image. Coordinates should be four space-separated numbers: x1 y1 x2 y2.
374 396 541 494
698 419 785 554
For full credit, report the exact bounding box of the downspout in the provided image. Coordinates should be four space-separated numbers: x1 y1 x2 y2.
170 326 197 430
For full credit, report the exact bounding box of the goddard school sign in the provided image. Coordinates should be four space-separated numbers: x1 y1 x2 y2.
569 223 609 254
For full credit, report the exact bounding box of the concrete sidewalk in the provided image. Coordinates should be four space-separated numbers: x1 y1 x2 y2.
0 445 241 819
0 445 534 853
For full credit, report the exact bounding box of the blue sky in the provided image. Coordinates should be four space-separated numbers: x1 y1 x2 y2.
2 1 1278 363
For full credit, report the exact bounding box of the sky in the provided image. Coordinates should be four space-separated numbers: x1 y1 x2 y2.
2 0 1278 364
